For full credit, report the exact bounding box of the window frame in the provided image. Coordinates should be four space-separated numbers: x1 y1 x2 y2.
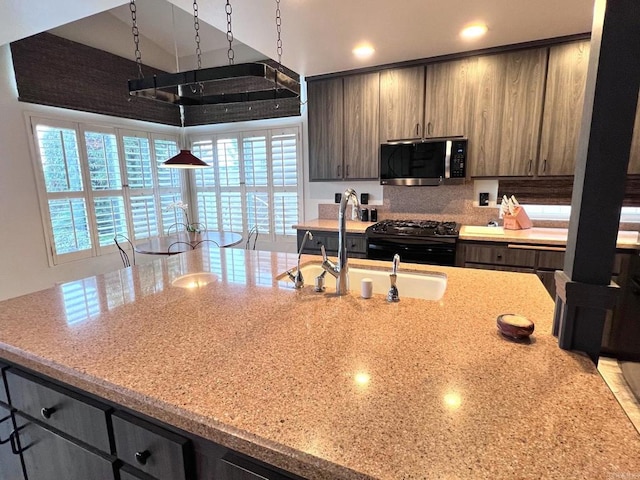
27 114 184 266
189 125 303 247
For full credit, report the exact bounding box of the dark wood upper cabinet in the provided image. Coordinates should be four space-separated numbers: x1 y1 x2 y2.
425 57 478 139
379 66 425 141
307 37 640 181
308 77 344 181
343 72 380 180
493 49 548 176
538 40 591 176
308 73 379 181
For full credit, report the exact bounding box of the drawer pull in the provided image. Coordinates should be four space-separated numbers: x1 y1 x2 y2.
40 407 56 419
135 449 151 465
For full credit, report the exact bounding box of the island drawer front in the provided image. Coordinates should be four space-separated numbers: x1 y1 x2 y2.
15 414 116 480
217 453 298 480
5 369 112 453
0 362 8 405
464 245 536 267
119 464 155 480
112 410 193 480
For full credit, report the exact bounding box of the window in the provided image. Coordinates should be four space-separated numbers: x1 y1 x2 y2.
30 116 183 265
191 127 301 244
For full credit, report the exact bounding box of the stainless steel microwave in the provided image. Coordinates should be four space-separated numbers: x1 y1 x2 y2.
379 138 467 186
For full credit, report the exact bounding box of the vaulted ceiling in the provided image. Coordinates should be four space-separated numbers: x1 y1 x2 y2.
2 0 595 77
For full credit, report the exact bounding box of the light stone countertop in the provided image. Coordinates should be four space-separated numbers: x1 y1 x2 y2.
293 219 375 234
459 225 640 249
1 248 639 479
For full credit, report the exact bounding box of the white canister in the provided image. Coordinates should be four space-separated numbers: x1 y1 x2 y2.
360 278 373 299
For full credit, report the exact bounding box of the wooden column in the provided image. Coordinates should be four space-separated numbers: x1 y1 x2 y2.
553 0 640 363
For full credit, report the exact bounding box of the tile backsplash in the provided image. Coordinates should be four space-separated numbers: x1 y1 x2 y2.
318 183 640 230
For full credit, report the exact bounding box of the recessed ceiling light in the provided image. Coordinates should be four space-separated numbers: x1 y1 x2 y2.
460 24 488 40
353 44 375 59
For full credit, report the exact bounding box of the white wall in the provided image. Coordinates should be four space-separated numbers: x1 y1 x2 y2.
0 44 177 301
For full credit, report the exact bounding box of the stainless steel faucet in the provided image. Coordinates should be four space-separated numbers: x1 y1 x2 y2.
321 188 361 295
387 254 400 302
287 230 313 288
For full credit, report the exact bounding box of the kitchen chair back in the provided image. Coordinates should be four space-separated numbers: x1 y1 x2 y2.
245 226 259 250
114 234 135 267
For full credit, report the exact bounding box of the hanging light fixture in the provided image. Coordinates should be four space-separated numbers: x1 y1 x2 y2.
128 1 210 168
127 0 300 106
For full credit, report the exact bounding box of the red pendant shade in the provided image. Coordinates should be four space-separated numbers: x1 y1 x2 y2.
162 150 210 169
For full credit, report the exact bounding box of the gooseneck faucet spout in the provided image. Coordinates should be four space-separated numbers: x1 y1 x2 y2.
321 188 360 295
287 230 313 288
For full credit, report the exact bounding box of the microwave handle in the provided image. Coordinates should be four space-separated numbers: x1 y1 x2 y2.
444 140 452 179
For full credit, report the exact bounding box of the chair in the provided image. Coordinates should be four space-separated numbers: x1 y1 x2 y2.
245 226 259 250
114 234 136 267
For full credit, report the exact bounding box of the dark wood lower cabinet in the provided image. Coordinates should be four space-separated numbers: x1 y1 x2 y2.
15 414 115 480
0 405 25 480
217 454 297 480
1 363 305 480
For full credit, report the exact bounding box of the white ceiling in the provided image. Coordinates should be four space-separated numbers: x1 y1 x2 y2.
1 0 596 77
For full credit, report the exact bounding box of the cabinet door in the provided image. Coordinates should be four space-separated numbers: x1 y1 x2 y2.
16 415 115 480
538 40 590 175
343 72 380 180
492 48 548 176
628 93 640 174
425 57 478 139
379 66 425 141
0 406 24 480
468 54 507 177
308 78 344 181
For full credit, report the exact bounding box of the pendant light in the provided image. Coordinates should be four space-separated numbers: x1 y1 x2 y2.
129 1 210 169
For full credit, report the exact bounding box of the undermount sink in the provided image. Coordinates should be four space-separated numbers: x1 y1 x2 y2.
278 263 447 301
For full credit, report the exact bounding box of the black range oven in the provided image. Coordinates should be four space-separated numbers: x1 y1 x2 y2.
365 220 459 266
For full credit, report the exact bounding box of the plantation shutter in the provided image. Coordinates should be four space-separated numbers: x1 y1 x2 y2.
34 122 93 262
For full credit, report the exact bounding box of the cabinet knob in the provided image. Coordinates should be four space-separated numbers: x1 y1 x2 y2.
40 407 56 419
135 450 151 465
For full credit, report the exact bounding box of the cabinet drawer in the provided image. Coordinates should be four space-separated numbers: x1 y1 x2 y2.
15 414 115 480
464 263 535 274
119 464 155 480
112 411 193 480
0 362 8 405
464 245 536 267
5 369 111 452
217 453 295 480
537 249 565 270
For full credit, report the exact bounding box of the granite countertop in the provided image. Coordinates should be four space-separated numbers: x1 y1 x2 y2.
1 248 639 479
459 225 640 249
293 219 374 234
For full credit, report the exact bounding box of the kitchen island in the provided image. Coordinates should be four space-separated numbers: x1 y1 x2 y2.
1 247 639 479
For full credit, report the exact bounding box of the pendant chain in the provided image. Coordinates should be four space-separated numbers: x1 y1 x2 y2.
226 0 235 65
129 0 143 78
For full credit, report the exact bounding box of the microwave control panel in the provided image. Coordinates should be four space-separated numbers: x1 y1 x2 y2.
449 140 467 178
